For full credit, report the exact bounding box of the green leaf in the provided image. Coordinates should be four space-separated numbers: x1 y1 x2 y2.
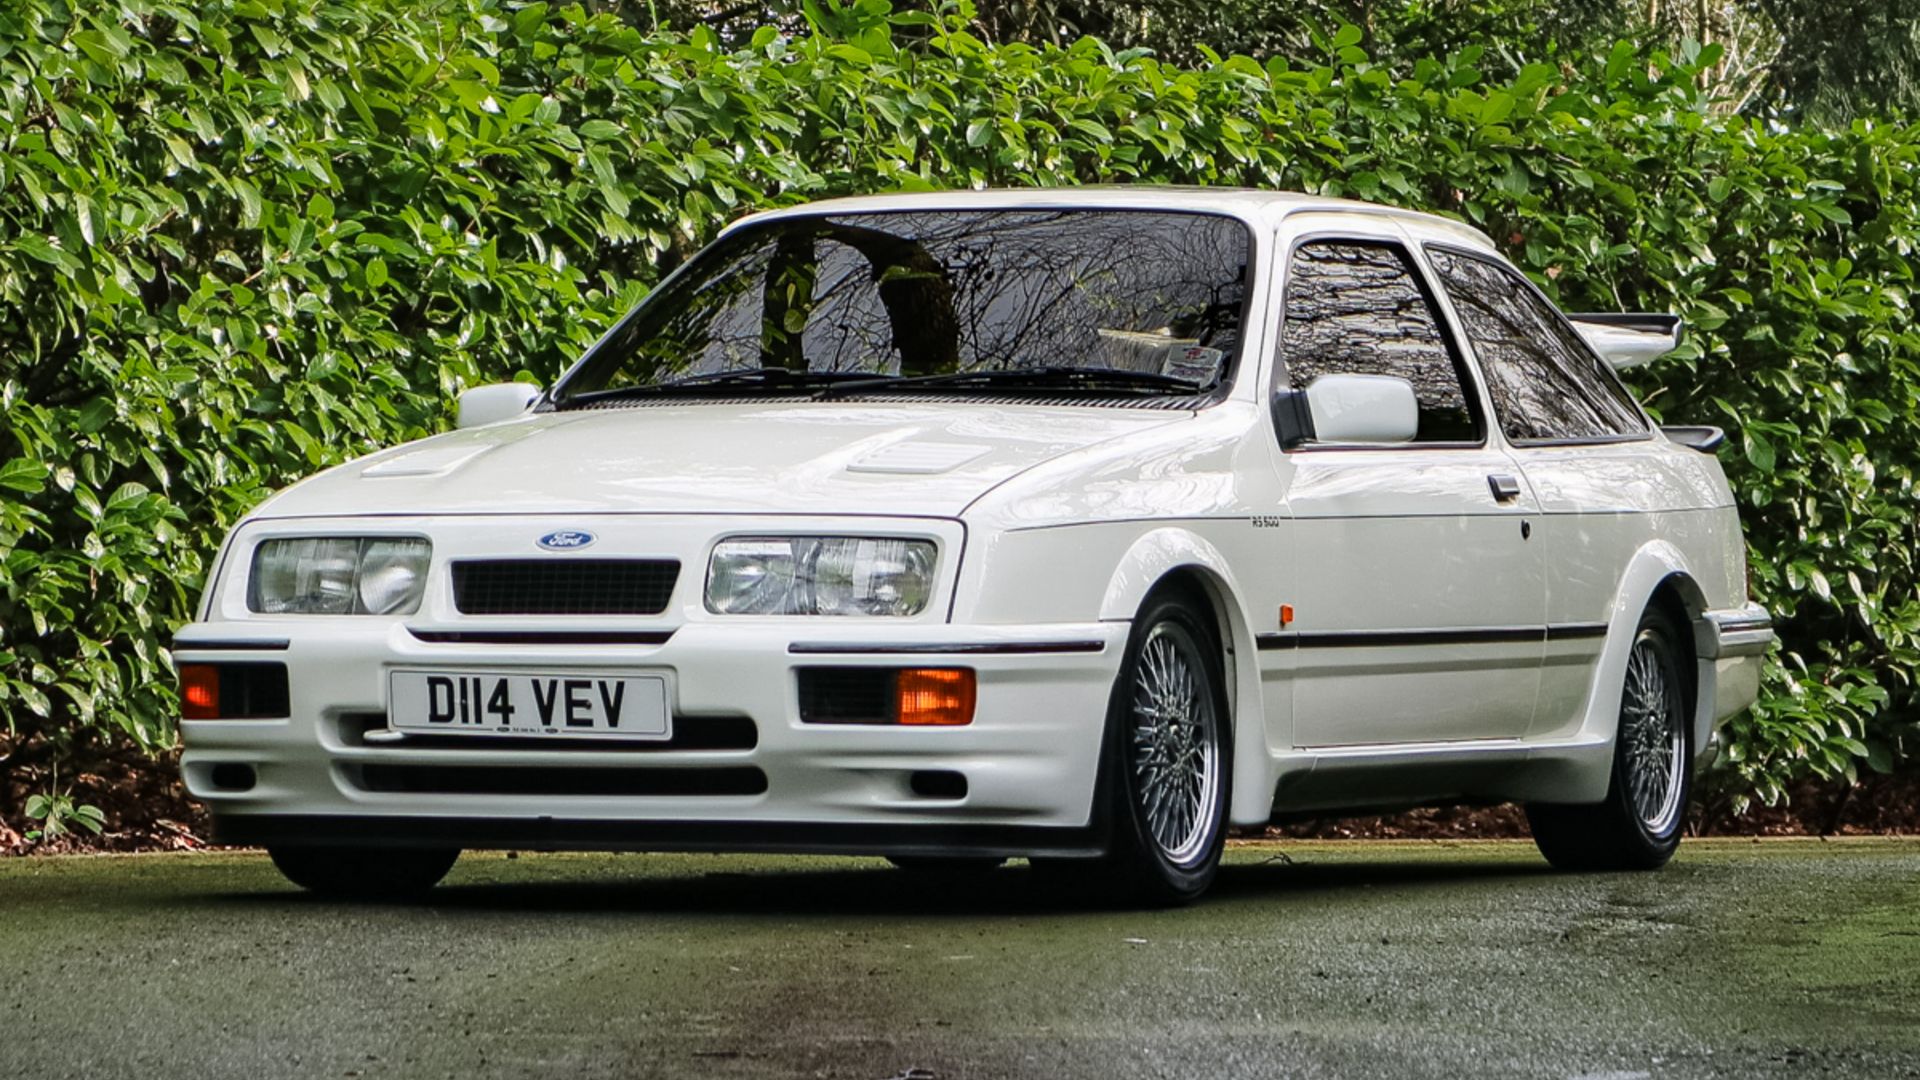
234 181 264 228
513 2 549 35
17 683 49 718
72 805 107 834
1605 40 1636 82
107 481 150 509
13 234 66 266
0 459 47 494
1866 742 1895 774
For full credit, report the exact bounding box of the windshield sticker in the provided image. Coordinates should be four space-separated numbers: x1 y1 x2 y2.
1164 345 1223 384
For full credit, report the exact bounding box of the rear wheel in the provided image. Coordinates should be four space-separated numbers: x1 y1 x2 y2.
1527 607 1693 871
1073 593 1232 905
268 845 459 900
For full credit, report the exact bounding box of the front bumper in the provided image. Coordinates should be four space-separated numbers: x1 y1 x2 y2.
175 620 1128 856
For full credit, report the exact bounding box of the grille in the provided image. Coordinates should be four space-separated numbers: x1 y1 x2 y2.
451 559 680 615
353 764 766 797
798 667 898 724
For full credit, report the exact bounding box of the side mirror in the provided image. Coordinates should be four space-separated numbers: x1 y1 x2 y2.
456 382 541 429
1271 374 1419 449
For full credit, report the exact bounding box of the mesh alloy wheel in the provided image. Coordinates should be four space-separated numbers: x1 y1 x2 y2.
1619 630 1688 837
1525 606 1694 872
1126 620 1225 869
1039 592 1232 906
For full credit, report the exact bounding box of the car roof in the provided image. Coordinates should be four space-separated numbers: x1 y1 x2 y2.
728 186 1500 253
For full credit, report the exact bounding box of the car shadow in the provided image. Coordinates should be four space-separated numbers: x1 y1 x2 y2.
203 850 1556 918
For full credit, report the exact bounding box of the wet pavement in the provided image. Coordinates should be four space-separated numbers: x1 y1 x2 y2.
2 838 1916 1079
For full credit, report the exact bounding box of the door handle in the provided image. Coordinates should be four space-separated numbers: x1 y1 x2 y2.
1487 473 1522 503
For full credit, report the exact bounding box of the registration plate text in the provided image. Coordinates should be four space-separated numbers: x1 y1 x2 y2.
388 671 671 739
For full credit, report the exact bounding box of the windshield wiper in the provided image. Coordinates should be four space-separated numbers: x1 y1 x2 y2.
561 367 887 406
814 365 1205 399
562 365 1208 407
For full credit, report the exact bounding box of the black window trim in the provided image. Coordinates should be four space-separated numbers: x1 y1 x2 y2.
543 205 1266 413
1272 233 1491 454
1420 241 1656 448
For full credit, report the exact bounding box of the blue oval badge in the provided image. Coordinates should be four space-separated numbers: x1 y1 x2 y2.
536 529 596 552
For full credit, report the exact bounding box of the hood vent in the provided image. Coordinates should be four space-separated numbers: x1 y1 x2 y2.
846 441 991 475
362 445 490 478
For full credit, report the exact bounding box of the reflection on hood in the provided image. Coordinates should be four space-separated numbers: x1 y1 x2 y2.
252 401 1190 519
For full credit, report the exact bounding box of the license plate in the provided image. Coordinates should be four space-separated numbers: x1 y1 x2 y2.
388 670 671 740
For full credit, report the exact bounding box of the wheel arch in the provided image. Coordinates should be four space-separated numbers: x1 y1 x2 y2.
1099 528 1276 826
1645 570 1714 767
1550 542 1719 803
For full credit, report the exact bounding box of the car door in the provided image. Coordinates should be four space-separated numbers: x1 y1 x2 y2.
1422 245 1663 741
1272 227 1546 747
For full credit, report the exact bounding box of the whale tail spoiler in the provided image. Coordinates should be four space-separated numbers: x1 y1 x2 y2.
1568 313 1682 370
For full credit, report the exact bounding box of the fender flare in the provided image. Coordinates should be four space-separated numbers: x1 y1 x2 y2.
1556 540 1714 802
1098 528 1277 826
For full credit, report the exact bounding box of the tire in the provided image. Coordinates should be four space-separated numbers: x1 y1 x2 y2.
1075 591 1233 905
268 845 459 900
885 856 1006 874
1527 606 1694 871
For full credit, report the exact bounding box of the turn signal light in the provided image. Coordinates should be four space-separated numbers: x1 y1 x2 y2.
896 668 975 726
179 664 220 720
174 662 290 720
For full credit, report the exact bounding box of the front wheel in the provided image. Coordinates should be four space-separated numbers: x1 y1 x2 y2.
268 845 459 900
1527 607 1693 871
1083 593 1232 905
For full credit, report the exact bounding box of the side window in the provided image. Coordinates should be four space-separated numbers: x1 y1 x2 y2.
1279 241 1481 443
1426 248 1649 442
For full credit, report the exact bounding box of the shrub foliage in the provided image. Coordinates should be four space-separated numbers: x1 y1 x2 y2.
1 0 1915 819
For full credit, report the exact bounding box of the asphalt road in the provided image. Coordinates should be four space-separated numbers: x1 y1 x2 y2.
1 839 1916 1080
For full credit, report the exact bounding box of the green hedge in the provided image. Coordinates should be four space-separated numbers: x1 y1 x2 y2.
1 0 1915 821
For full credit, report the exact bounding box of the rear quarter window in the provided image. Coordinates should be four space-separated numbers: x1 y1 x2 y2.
1426 247 1649 443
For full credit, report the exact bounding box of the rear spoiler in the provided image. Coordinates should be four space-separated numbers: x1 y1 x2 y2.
1568 313 1682 371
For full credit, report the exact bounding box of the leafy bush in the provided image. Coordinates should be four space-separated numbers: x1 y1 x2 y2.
0 0 1914 826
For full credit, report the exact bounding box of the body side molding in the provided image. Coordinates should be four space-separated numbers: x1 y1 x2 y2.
1256 623 1609 651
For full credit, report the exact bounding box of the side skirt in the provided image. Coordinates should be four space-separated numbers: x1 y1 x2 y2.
1269 734 1615 814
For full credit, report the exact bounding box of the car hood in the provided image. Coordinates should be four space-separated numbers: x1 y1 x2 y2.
251 401 1192 519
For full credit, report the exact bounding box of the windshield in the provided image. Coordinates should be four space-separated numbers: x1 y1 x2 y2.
553 209 1252 405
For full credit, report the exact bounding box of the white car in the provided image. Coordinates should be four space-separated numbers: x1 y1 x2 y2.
175 188 1773 904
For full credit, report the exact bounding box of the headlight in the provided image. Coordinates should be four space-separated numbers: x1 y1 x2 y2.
705 536 936 616
248 537 432 615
